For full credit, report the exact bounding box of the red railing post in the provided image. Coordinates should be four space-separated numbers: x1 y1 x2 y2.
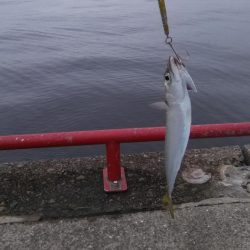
106 141 121 181
103 141 127 192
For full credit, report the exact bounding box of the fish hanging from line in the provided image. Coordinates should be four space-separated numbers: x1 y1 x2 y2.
162 56 197 218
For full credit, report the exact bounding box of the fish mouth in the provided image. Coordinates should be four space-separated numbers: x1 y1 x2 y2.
165 56 183 78
172 56 183 69
166 56 178 75
164 59 170 76
164 56 173 75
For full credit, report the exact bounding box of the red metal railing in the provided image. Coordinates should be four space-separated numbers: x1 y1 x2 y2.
1 122 250 192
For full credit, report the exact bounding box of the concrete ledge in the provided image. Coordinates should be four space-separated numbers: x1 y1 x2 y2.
0 145 249 220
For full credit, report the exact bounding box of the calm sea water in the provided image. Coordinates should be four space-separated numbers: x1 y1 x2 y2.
0 0 250 162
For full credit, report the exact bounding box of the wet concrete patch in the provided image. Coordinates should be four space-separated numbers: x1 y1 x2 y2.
0 145 249 220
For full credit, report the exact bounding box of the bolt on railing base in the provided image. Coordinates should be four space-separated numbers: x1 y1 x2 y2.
103 167 127 192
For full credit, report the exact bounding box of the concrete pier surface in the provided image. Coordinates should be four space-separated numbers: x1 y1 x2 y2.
0 145 250 249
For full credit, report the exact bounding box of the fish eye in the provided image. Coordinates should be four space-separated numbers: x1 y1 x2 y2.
164 73 170 81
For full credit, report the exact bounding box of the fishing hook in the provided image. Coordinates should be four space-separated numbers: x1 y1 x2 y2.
165 36 185 66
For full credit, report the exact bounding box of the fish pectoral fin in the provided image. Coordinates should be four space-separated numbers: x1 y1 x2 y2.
150 101 168 110
163 194 175 219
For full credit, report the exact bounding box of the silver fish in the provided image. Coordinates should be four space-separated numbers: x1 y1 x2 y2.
163 56 197 217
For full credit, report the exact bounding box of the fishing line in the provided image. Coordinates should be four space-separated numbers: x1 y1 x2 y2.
157 0 184 66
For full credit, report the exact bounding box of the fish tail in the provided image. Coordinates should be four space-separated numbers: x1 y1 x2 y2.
163 193 175 219
168 196 175 219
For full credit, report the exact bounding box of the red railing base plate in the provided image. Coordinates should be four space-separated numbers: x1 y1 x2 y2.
103 167 127 192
